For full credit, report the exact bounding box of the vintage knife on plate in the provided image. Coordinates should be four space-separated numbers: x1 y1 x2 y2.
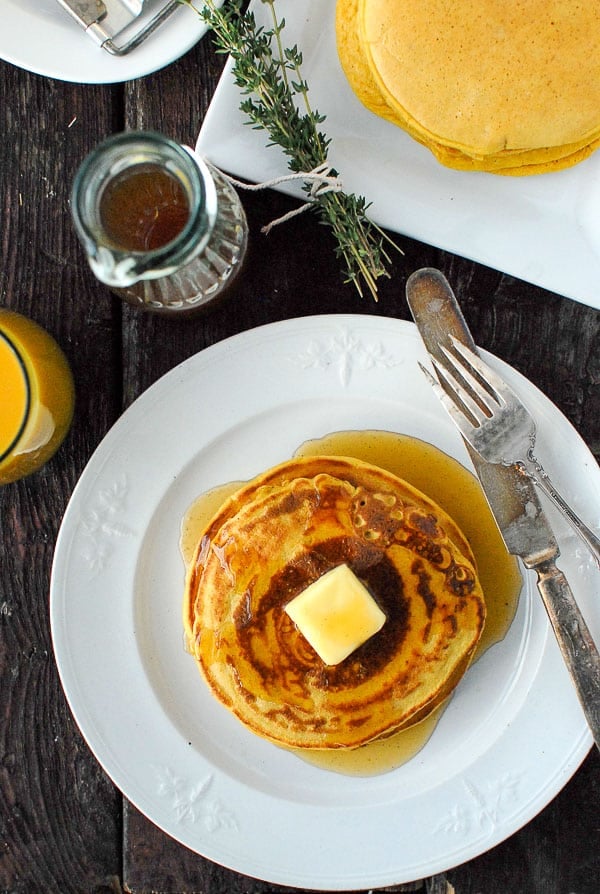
406 267 600 751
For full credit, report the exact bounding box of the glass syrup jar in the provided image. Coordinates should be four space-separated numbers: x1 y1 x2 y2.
71 131 248 315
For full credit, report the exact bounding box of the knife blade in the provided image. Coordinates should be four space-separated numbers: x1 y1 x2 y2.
406 266 600 751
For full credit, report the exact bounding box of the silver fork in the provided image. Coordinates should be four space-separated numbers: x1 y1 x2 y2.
420 336 600 568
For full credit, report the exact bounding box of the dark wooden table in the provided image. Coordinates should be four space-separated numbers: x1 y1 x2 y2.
1 15 600 894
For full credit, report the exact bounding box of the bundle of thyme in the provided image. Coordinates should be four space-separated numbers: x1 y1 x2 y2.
189 0 401 300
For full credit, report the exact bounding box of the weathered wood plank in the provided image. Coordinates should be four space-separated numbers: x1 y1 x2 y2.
0 59 123 893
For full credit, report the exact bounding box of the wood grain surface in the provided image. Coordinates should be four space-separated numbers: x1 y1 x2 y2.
0 12 599 894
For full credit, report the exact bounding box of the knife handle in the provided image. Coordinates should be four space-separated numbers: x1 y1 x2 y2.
523 453 600 569
536 560 600 751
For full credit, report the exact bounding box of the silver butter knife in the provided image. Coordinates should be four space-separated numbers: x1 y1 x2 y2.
406 266 600 752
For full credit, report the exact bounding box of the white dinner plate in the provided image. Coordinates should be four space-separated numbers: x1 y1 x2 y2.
197 0 600 310
51 315 600 889
0 0 218 84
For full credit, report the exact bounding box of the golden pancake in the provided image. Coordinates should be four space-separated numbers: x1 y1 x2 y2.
360 0 600 155
336 0 406 128
426 134 600 176
184 456 486 750
336 0 600 174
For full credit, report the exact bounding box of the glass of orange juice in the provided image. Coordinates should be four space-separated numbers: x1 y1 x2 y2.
0 309 75 485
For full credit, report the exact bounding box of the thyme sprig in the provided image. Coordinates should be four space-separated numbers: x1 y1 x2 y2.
189 0 401 300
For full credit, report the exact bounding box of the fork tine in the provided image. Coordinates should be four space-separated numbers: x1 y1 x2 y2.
418 361 484 437
430 356 489 427
447 337 512 406
437 343 502 420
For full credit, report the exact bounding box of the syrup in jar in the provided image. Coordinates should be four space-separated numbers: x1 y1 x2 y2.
99 166 190 252
71 131 248 315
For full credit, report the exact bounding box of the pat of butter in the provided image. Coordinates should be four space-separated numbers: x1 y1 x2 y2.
285 564 386 665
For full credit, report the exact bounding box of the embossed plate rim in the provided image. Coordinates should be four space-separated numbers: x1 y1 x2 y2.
50 315 600 888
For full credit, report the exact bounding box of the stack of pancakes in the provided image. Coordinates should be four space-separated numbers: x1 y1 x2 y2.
336 0 600 175
183 456 486 750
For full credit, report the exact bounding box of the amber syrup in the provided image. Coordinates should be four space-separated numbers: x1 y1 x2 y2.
181 430 522 776
99 164 189 252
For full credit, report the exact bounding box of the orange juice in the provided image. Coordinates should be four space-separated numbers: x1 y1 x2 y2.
0 309 74 484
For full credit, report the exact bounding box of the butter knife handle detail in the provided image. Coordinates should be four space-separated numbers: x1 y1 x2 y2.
522 454 600 569
536 560 600 750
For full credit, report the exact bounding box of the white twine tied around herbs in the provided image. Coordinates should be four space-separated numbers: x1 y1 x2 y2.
223 163 344 234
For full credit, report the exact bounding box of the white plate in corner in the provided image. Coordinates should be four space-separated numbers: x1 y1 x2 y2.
50 315 600 889
0 0 220 84
196 0 600 310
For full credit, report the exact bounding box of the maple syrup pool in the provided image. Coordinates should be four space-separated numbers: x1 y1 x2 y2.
180 430 521 775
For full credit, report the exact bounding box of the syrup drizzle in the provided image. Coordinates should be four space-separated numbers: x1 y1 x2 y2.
180 431 521 776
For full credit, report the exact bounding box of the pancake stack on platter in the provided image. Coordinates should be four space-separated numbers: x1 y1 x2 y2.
183 455 486 750
336 0 600 175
